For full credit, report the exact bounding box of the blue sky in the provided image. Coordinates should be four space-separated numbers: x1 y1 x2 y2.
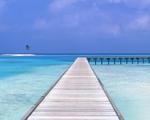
0 0 150 53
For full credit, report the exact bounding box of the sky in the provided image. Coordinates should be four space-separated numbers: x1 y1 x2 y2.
0 0 150 54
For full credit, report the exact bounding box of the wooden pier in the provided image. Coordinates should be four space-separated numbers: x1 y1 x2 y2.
23 58 123 120
87 56 150 65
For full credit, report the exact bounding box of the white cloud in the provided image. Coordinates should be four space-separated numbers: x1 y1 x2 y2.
128 15 150 30
34 19 48 30
0 0 7 9
0 24 9 32
108 0 123 4
106 0 150 8
49 0 77 12
0 0 8 32
125 0 150 9
105 24 121 35
34 1 122 36
36 0 150 34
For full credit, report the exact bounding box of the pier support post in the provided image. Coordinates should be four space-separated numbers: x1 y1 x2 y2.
119 58 122 64
100 58 103 65
131 58 134 64
107 58 110 65
136 58 139 64
125 58 128 64
93 58 97 65
142 58 145 64
87 58 91 63
148 58 150 63
113 58 116 64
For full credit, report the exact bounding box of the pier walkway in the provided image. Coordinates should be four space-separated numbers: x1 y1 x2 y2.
24 58 123 120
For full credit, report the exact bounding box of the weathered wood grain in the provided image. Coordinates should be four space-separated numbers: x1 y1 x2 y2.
26 58 121 120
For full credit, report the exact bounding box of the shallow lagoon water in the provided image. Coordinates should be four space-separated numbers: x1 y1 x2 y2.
0 56 74 120
1 55 150 120
93 64 150 120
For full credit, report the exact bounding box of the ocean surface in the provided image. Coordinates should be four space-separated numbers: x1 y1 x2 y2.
1 55 150 120
93 63 150 120
0 55 76 120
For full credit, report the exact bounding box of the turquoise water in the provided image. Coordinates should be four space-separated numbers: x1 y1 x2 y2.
0 55 75 120
1 55 150 120
93 64 150 120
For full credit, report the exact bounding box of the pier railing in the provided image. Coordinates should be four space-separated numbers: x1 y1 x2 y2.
87 56 150 65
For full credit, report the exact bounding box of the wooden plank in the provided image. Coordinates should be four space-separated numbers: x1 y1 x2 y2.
28 116 120 120
24 58 123 120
